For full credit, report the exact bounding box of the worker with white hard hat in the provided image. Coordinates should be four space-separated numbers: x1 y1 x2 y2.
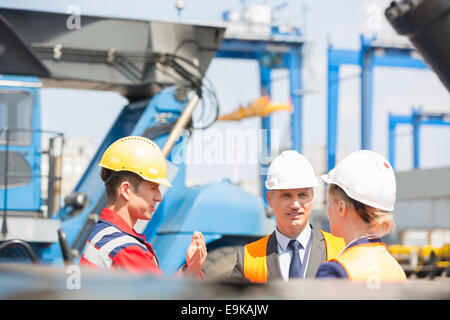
231 150 345 283
316 150 406 282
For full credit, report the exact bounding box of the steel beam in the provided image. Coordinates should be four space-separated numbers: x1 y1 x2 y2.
388 108 450 169
217 37 305 202
327 46 358 170
327 35 429 172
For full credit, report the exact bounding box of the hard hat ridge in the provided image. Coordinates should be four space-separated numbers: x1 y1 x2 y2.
99 136 172 187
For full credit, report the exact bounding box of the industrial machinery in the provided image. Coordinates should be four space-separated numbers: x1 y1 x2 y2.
326 34 429 173
218 95 292 121
0 8 280 278
384 0 450 169
388 242 450 279
326 0 450 174
388 108 450 170
0 5 309 279
384 0 450 279
385 0 450 92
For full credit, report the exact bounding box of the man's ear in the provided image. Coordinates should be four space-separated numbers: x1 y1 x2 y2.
266 191 272 208
118 180 132 201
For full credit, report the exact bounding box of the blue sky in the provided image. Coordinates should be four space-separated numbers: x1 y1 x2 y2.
1 0 449 187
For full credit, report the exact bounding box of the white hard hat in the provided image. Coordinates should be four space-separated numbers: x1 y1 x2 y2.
265 150 318 190
322 150 396 212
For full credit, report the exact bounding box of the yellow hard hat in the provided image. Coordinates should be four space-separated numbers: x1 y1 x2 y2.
99 136 172 187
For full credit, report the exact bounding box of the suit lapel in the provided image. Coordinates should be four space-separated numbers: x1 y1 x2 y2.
265 231 283 280
305 226 327 278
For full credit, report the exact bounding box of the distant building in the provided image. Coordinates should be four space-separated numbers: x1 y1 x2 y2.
393 167 450 246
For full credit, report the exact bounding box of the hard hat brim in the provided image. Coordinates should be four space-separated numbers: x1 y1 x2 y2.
99 163 172 188
321 173 394 212
147 176 172 188
134 173 172 188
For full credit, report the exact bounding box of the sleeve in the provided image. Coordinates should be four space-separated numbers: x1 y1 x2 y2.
315 260 348 279
112 245 163 276
230 246 249 283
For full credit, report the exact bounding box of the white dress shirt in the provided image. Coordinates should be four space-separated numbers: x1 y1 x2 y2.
275 224 312 281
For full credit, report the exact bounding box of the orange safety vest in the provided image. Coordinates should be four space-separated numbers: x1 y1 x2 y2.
243 230 345 283
333 242 406 282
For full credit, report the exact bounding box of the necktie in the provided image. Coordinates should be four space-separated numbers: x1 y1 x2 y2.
288 239 302 279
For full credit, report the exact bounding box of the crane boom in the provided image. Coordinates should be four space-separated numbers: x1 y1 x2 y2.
0 8 225 100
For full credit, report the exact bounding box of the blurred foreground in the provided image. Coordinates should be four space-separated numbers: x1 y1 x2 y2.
0 263 448 300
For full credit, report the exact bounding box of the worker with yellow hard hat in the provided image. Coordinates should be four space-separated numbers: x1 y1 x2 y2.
316 150 407 282
79 136 206 276
231 150 345 283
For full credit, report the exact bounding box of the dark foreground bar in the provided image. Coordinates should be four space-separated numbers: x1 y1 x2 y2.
0 263 448 300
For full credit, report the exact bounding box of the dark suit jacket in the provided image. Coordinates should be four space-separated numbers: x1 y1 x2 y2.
231 225 327 282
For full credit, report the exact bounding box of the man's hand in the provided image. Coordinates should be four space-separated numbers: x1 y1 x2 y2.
185 231 207 276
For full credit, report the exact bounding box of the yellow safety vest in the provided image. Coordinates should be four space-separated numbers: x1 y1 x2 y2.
334 242 407 282
243 230 345 283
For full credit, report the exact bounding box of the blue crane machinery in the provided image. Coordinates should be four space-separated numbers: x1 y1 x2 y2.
217 23 305 203
328 0 450 174
0 8 267 276
385 0 450 92
327 35 429 172
0 6 307 277
388 108 450 170
217 95 292 121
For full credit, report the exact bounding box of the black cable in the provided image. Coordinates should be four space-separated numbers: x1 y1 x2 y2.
158 52 220 129
0 239 39 265
31 44 221 129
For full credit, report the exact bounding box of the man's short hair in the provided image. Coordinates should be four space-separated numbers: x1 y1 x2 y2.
100 167 143 204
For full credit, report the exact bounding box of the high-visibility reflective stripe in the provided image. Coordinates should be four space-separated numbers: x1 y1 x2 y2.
100 235 147 257
82 241 113 270
90 226 120 247
82 227 147 270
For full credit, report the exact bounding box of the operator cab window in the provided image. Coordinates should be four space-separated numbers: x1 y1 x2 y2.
0 90 33 146
0 90 33 188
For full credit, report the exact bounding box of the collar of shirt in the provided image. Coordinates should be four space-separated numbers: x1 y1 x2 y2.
275 224 312 281
342 235 384 252
99 208 147 242
275 223 312 252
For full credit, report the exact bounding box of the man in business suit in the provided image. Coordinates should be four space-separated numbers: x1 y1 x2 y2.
231 150 345 282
